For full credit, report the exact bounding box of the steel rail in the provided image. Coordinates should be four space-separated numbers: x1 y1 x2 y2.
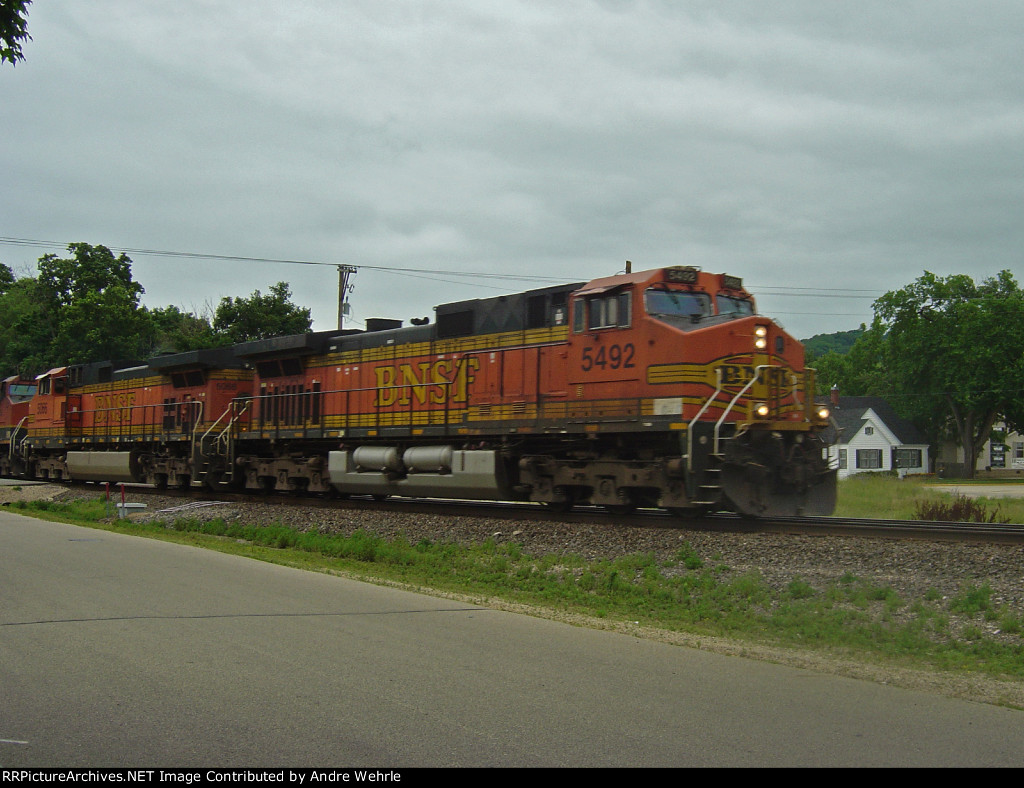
70 482 1024 546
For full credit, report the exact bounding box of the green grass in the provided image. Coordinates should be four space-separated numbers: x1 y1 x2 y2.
834 473 1024 524
8 484 1024 694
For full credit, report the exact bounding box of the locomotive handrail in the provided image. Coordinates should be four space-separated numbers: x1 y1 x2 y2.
200 403 233 452
217 400 250 458
686 366 724 463
10 415 28 463
713 364 779 455
186 399 204 452
206 400 257 459
803 367 818 421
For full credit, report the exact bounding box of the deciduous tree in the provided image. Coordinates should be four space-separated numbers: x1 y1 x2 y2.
872 270 1024 478
148 304 220 353
0 263 15 294
212 281 312 344
1 0 32 66
36 243 155 365
0 274 49 374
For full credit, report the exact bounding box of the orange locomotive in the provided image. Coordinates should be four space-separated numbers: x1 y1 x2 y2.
0 265 836 517
222 265 836 517
0 374 36 477
2 350 251 488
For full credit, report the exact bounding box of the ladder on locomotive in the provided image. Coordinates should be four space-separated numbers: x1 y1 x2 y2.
686 364 788 506
196 400 250 485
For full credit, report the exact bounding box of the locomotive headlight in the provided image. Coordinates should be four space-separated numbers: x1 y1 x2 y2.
754 325 768 350
816 406 831 420
755 402 770 418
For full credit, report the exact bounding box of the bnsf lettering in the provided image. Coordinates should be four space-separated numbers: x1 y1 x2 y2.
95 393 137 409
374 358 480 407
94 392 137 425
720 365 789 387
720 365 755 386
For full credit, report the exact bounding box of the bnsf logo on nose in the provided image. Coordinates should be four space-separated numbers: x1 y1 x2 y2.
720 365 789 386
373 359 479 407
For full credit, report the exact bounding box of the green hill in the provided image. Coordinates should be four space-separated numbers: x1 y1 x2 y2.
801 328 864 359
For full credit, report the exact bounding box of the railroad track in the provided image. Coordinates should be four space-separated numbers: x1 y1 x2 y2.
81 482 1024 545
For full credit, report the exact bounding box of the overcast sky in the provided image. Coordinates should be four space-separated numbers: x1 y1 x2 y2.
2 0 1022 340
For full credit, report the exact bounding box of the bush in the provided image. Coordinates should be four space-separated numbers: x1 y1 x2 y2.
913 494 1010 523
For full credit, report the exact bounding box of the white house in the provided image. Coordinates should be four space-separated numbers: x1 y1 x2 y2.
824 392 930 479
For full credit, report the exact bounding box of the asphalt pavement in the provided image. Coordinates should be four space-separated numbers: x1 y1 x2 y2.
3 509 1024 767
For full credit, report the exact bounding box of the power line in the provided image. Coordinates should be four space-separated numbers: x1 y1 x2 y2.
0 236 568 285
0 235 892 300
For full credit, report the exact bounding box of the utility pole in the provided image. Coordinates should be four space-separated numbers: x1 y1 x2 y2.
337 265 357 330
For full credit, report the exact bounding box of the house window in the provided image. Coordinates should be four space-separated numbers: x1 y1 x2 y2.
895 449 922 469
856 449 883 469
1015 443 1024 461
838 449 847 469
864 426 874 435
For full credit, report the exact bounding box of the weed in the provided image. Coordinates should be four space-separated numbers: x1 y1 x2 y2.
786 578 816 600
950 583 993 616
999 613 1023 635
675 542 704 570
913 494 1011 524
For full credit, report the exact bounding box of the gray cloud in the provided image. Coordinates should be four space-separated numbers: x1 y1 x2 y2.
3 0 1022 339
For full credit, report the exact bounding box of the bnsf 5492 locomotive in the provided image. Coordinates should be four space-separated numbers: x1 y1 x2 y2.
0 266 836 517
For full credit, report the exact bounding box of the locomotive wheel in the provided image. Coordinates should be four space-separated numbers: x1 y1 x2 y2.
605 489 637 515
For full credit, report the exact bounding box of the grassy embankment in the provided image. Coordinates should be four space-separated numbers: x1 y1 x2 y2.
8 475 1024 689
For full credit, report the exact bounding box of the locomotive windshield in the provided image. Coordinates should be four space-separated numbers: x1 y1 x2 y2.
645 288 712 323
6 383 36 401
716 294 755 316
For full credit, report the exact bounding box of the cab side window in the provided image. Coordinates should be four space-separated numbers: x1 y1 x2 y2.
574 292 631 332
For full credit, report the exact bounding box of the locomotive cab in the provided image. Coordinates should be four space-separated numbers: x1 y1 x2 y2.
0 375 36 476
0 374 36 426
563 266 836 517
30 368 73 435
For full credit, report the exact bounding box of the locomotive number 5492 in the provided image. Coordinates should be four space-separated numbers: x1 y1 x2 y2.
580 343 636 372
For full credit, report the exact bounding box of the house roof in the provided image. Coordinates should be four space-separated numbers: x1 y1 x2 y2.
829 396 928 445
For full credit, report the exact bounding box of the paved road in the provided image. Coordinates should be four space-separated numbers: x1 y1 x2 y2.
929 483 1024 499
2 511 1024 768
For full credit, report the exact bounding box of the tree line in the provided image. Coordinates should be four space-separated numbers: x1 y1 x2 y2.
4 241 1021 480
0 242 313 374
808 270 1024 478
